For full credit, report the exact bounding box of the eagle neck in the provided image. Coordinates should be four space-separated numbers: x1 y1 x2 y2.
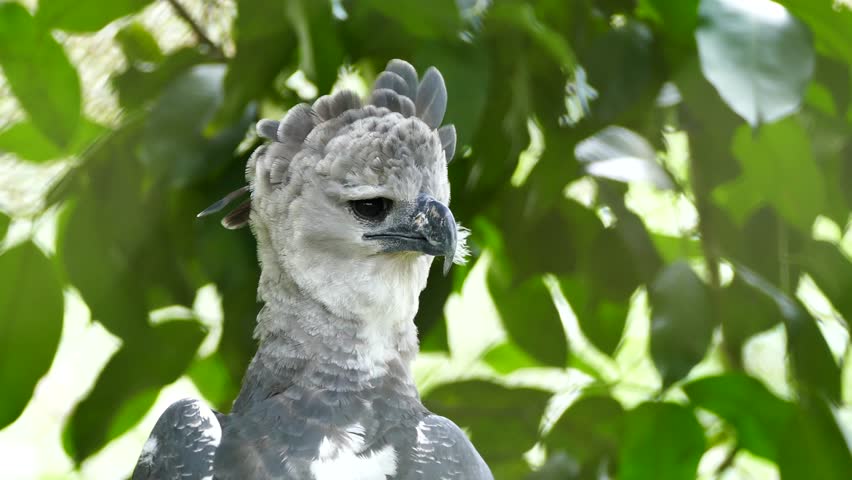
231 264 420 412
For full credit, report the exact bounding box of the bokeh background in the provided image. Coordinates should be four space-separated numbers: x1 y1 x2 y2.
1 0 851 478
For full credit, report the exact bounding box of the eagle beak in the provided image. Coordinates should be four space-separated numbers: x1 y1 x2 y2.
364 193 458 275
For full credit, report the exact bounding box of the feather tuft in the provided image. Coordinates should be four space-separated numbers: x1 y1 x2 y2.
385 59 419 103
415 67 448 129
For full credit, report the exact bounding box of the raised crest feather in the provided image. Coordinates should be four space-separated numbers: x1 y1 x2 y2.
199 59 455 229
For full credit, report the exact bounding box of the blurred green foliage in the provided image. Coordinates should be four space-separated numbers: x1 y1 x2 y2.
0 0 851 478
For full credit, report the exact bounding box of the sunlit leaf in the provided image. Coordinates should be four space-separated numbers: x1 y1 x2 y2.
544 395 623 476
648 261 715 387
113 47 209 110
492 276 568 368
423 380 551 463
188 353 239 412
717 276 779 368
736 265 842 402
560 275 630 357
0 242 64 429
799 240 852 325
776 0 852 65
696 0 814 127
575 126 673 189
777 398 852 479
115 21 163 64
684 373 793 461
727 118 826 233
0 3 80 147
0 118 107 163
36 0 153 32
0 212 9 240
64 319 205 462
483 342 542 375
619 402 705 480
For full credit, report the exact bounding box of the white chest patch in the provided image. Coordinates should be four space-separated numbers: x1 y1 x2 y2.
310 425 398 480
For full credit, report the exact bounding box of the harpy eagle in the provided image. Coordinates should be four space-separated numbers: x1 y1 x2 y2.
131 59 493 479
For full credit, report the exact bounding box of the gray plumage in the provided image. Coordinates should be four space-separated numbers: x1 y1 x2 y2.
133 59 488 480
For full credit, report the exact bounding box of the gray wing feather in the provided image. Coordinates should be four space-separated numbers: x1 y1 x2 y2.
401 414 493 480
131 398 222 480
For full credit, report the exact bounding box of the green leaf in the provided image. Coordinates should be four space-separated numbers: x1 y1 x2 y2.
717 276 780 368
777 398 852 480
776 0 852 65
35 0 153 32
483 342 542 375
560 275 630 357
727 118 826 233
414 261 453 352
423 380 551 463
581 20 660 122
619 402 705 480
139 64 251 187
696 0 814 127
115 21 163 64
0 3 81 147
488 3 576 68
64 319 205 462
363 0 462 38
0 118 107 163
112 47 208 110
648 261 715 388
415 42 490 149
637 0 700 46
0 242 64 429
0 212 9 240
684 374 793 461
574 126 673 189
491 276 568 368
216 0 296 125
798 240 852 325
59 126 152 339
188 353 239 411
288 0 343 94
544 395 624 475
736 265 842 402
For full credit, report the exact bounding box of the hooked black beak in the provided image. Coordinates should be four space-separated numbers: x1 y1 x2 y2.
363 193 458 275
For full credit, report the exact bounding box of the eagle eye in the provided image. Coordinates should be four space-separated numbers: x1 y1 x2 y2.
350 198 392 221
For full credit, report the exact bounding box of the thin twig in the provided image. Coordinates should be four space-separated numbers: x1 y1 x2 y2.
165 0 225 59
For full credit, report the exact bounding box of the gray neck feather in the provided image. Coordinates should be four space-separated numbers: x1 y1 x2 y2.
232 253 420 413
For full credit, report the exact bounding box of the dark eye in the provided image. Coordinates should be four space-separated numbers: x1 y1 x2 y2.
350 198 392 221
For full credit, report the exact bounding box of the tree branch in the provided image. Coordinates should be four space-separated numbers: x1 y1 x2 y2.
165 0 225 59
